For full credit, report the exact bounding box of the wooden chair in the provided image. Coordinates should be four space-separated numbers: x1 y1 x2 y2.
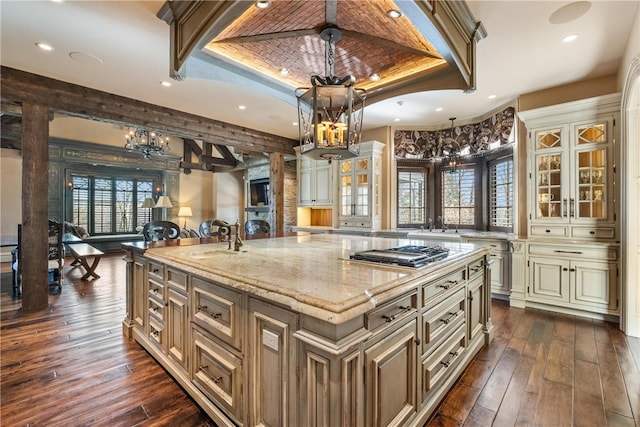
199 219 231 238
179 228 200 238
142 221 181 242
244 219 270 235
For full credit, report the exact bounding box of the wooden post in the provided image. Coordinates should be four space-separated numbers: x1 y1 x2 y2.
269 152 284 235
21 103 50 311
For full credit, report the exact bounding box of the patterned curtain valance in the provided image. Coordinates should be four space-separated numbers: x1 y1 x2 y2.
394 106 515 160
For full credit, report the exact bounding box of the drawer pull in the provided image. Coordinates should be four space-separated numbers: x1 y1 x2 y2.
470 266 482 272
382 305 411 323
440 351 459 368
152 268 159 274
152 288 159 294
198 305 222 319
151 330 159 338
589 231 596 235
545 229 551 233
438 284 450 290
439 312 458 325
153 307 159 312
554 250 583 255
211 376 223 384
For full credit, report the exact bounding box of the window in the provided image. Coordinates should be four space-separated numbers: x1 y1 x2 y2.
397 169 428 226
70 174 156 235
441 167 475 226
489 157 514 230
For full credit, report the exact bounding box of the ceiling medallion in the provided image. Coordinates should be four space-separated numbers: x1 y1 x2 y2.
296 26 365 161
124 128 170 159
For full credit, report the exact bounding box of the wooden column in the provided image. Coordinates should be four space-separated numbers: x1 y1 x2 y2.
21 103 50 311
269 152 284 235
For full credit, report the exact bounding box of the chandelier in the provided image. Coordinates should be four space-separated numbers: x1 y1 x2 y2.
443 117 459 173
124 128 170 159
296 26 366 161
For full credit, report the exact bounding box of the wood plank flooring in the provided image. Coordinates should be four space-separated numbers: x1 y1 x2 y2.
2 255 639 426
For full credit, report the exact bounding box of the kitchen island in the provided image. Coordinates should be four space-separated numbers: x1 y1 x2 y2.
121 233 493 427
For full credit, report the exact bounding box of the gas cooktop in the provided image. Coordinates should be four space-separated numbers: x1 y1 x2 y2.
350 245 450 268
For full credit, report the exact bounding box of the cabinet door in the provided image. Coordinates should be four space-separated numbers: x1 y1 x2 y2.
314 160 333 205
298 157 314 206
571 260 617 312
467 275 484 342
167 288 188 369
132 257 146 329
533 127 567 221
354 158 370 218
340 161 353 216
571 119 614 225
489 251 510 295
365 319 418 427
249 299 298 427
529 257 569 303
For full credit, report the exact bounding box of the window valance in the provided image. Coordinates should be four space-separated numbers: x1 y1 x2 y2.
394 106 515 160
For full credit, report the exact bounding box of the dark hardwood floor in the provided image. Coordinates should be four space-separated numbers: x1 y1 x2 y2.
1 255 639 426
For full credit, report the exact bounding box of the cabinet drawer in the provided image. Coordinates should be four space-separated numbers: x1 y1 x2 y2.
530 225 568 237
148 296 165 321
423 268 465 306
571 227 615 240
147 260 165 280
366 291 417 333
467 257 485 280
192 326 243 424
422 287 466 357
528 244 618 261
422 323 466 402
148 277 165 301
339 219 372 228
148 316 164 348
167 267 188 293
192 276 243 351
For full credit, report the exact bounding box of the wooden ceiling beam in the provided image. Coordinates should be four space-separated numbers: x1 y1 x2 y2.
0 66 297 155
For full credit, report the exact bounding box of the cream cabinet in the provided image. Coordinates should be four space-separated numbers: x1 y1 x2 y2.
527 242 619 316
122 247 492 427
462 237 511 300
519 94 620 241
296 153 334 207
519 94 621 321
338 140 384 230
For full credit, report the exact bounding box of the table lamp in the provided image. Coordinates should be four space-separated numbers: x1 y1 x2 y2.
178 206 192 228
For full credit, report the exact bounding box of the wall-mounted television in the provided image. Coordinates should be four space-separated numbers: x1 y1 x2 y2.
249 178 269 206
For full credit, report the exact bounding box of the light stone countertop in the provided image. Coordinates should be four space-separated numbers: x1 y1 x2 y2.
142 233 490 324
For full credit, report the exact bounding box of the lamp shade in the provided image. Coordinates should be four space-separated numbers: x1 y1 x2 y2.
178 206 192 217
141 197 156 208
155 195 173 208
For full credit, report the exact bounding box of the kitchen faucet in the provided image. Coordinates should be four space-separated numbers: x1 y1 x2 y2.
427 218 433 231
438 216 447 232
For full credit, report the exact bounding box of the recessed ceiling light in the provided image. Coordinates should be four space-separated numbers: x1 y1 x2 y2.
35 42 53 51
562 34 579 43
238 105 246 110
435 107 443 112
280 68 289 75
369 73 380 81
161 81 172 87
394 118 401 122
488 94 497 99
69 51 103 65
292 122 298 126
388 10 402 19
256 1 270 9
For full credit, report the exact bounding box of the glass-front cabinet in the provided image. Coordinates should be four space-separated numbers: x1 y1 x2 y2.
338 140 383 230
529 114 617 240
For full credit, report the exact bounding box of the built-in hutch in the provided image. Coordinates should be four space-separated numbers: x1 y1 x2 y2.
296 140 384 231
518 93 621 320
121 235 492 426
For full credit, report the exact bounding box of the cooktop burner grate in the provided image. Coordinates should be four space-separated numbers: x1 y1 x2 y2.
350 245 450 268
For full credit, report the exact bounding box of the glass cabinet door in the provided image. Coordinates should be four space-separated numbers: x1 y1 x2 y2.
575 122 608 220
354 158 369 217
534 129 564 219
340 161 353 216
